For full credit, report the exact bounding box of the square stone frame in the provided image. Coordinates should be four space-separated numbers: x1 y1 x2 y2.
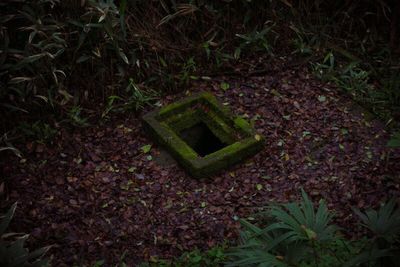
142 92 264 178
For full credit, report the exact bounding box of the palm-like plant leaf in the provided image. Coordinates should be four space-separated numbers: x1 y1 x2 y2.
227 189 339 266
353 198 400 241
266 189 337 243
0 203 17 236
343 248 394 267
0 203 50 267
345 198 400 267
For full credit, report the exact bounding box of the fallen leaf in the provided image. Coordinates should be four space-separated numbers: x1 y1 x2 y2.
141 144 152 153
220 82 230 91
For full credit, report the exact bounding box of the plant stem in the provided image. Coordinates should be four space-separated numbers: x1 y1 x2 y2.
312 241 319 267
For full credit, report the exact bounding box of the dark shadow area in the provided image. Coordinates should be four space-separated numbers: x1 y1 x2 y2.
179 122 227 157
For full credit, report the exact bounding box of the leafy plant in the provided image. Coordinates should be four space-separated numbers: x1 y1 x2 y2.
174 246 226 267
0 203 50 267
227 189 400 267
18 122 57 143
101 95 122 119
289 24 315 56
123 79 158 112
0 134 22 158
101 80 158 119
227 189 343 267
347 198 400 267
235 23 277 59
292 36 313 56
335 64 370 93
0 0 131 141
178 57 197 85
312 51 336 80
387 132 400 148
138 246 226 267
355 198 400 242
380 71 400 119
66 106 89 127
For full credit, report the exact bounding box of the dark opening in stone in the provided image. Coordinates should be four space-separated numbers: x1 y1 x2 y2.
179 122 227 157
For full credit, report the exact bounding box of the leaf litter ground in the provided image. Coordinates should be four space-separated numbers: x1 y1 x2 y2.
1 63 399 266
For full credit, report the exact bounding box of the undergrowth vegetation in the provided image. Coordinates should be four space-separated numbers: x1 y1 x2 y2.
1 0 400 265
75 190 400 267
227 189 400 267
0 203 50 266
1 0 399 153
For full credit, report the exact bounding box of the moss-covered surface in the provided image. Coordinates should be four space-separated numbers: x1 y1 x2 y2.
142 92 264 178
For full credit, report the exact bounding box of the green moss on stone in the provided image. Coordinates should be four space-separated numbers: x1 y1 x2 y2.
142 92 264 178
234 116 254 135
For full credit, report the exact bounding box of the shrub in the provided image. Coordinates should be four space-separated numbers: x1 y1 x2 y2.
227 189 400 267
347 198 400 267
0 203 50 267
0 0 137 146
227 189 344 266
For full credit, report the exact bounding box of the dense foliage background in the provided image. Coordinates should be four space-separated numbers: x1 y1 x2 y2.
1 0 400 266
1 0 399 153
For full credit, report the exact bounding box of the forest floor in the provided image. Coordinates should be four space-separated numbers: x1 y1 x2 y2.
2 58 399 266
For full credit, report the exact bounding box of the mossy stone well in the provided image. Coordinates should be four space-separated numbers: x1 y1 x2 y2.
142 92 264 178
